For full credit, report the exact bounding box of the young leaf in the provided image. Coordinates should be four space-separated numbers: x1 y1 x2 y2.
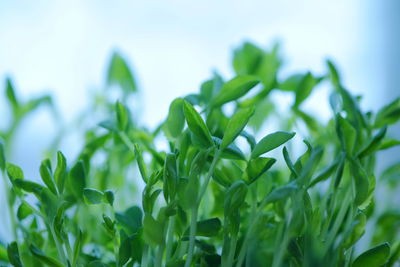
107 51 137 93
166 98 185 138
374 97 400 128
221 107 254 150
6 163 24 181
194 218 222 237
39 160 58 195
104 190 115 206
72 230 82 267
5 78 19 112
183 100 213 148
245 157 276 184
83 188 104 204
262 180 299 206
68 160 86 200
352 242 391 267
0 141 5 171
224 181 248 217
17 202 34 220
29 245 64 267
116 101 129 131
358 126 387 158
163 153 178 202
54 151 67 194
134 144 148 183
251 131 296 159
336 115 357 154
211 76 260 107
14 179 44 193
7 242 23 267
143 215 164 246
283 146 298 177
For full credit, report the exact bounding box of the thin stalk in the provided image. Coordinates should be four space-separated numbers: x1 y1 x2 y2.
185 149 221 267
226 235 238 267
185 205 198 267
165 216 175 261
1 170 17 240
48 222 68 265
141 245 149 267
155 219 169 267
118 132 136 155
155 243 165 267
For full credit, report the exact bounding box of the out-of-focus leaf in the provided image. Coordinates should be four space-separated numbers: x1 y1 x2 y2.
352 243 390 267
107 51 137 93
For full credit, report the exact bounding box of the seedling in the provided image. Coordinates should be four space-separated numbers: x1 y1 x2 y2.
0 44 399 267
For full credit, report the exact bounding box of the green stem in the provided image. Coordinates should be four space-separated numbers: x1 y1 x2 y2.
48 222 68 265
185 149 221 267
165 216 175 261
185 206 198 267
1 170 17 240
118 132 136 155
155 243 165 267
226 235 238 267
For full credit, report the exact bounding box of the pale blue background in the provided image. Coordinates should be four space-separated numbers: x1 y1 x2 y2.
0 0 399 241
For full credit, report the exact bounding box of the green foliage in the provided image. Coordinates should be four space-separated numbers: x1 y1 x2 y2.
0 41 399 267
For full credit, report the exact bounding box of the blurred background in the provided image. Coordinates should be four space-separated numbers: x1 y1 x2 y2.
0 0 399 240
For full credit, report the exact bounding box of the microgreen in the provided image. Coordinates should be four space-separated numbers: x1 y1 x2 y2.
1 41 399 267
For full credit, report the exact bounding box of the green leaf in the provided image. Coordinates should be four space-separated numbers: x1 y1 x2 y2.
104 190 115 206
39 159 58 195
183 100 213 148
118 233 132 266
343 212 366 249
115 206 143 234
83 188 104 204
211 76 260 107
163 153 178 202
212 136 246 161
107 51 137 93
379 138 400 150
54 151 67 194
166 98 185 138
352 242 391 267
5 78 19 112
72 230 82 267
221 107 255 150
116 101 129 131
14 179 44 193
6 163 24 181
283 146 298 177
326 59 341 88
143 215 164 246
251 131 296 159
374 97 400 128
358 126 387 159
350 159 370 206
262 180 299 206
293 72 321 108
245 157 276 184
195 218 222 237
336 115 357 154
224 181 248 217
134 144 148 183
0 141 5 171
17 202 34 220
68 160 86 200
232 42 264 75
29 245 64 267
7 242 23 267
